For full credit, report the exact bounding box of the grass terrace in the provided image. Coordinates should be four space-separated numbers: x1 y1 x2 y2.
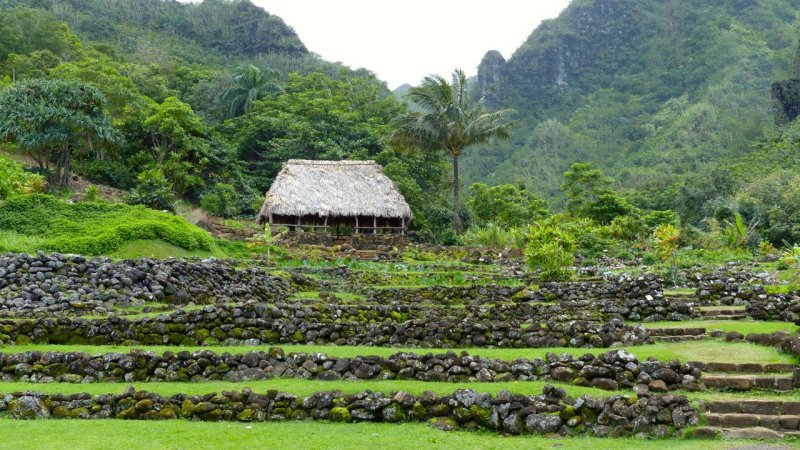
5 340 795 366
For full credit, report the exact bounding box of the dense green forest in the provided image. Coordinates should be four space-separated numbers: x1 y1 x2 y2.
1 0 800 251
0 0 454 241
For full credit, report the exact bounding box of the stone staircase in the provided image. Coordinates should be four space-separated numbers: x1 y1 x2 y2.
692 362 799 392
699 305 746 320
649 327 708 342
692 400 800 439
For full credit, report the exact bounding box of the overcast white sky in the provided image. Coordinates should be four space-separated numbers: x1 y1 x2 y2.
251 1 571 89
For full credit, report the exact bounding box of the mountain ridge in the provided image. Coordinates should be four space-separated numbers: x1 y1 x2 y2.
466 0 800 211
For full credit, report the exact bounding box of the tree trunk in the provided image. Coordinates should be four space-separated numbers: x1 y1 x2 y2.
452 155 462 232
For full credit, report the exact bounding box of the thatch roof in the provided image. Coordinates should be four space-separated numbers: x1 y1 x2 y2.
256 160 413 224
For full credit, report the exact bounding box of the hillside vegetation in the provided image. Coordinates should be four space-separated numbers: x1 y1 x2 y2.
0 194 215 255
468 0 800 213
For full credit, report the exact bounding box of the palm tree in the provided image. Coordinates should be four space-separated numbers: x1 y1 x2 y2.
392 69 514 232
222 65 282 117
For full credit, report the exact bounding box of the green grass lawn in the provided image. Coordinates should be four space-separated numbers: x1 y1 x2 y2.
642 320 800 335
0 419 783 450
6 340 794 365
1 377 798 403
109 239 228 259
639 320 800 335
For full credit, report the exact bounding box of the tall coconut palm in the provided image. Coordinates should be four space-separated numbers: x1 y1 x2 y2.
392 69 515 232
222 65 282 117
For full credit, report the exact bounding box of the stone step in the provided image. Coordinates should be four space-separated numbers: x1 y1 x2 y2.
648 327 706 336
694 362 797 374
701 373 795 391
702 314 746 320
704 413 800 431
690 426 798 439
653 335 709 342
699 305 746 311
706 400 800 415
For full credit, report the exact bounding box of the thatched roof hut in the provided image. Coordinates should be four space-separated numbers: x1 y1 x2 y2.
256 160 412 234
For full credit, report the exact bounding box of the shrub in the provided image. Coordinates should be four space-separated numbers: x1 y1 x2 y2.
525 224 576 281
200 183 240 217
0 156 45 199
0 194 213 255
463 224 527 250
127 168 175 212
467 182 548 227
653 224 681 282
758 240 776 256
642 210 679 229
653 224 681 262
83 185 100 202
536 215 613 258
641 252 658 265
609 215 646 241
74 157 137 190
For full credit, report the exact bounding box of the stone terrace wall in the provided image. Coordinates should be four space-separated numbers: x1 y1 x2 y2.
746 294 800 322
1 386 699 437
0 304 651 348
598 297 698 322
360 285 525 305
533 275 663 302
0 348 700 392
0 253 291 317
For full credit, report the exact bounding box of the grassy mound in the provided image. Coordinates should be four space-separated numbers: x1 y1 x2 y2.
0 194 214 256
109 239 227 259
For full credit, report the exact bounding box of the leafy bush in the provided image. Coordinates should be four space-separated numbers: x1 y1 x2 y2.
525 224 576 281
609 215 646 241
758 240 776 256
200 183 240 217
127 168 175 212
463 224 527 249
641 252 658 265
83 185 100 202
0 156 45 199
467 182 548 227
74 157 137 190
653 224 681 262
0 194 213 255
642 210 679 229
534 215 613 258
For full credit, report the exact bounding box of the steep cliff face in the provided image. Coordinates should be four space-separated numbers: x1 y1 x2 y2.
771 40 800 125
481 0 646 116
477 50 506 106
771 79 800 125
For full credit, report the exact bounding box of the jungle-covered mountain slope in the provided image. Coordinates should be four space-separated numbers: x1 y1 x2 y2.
0 0 307 64
467 0 800 212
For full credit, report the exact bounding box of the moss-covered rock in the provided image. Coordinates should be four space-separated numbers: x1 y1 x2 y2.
329 407 351 423
52 405 71 419
237 409 254 422
8 396 49 419
429 417 459 431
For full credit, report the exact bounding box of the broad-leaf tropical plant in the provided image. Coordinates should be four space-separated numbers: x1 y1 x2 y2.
0 79 119 189
391 69 515 232
222 65 282 117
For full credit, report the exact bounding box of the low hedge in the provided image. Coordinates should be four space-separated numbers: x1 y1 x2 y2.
0 194 214 255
